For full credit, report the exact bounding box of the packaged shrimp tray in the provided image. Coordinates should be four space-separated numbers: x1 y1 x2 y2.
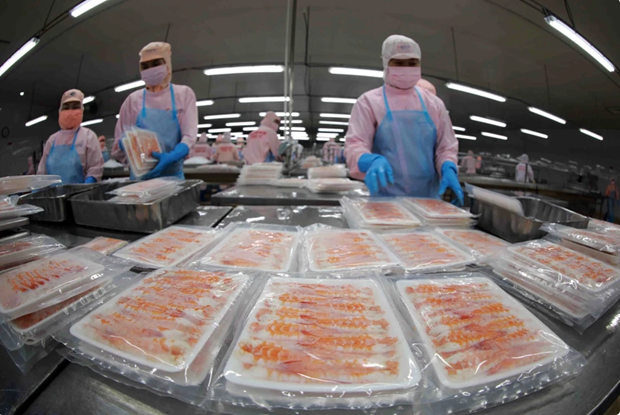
341 197 422 230
81 237 128 255
122 128 162 177
436 228 510 258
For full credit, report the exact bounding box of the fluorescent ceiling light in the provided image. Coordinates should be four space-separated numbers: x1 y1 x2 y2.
239 96 289 103
280 127 306 131
114 80 145 92
520 128 548 139
259 112 299 117
294 136 310 141
545 15 615 72
321 97 357 104
204 65 284 76
243 127 259 131
116 114 120 119
316 137 330 141
339 138 346 142
25 115 47 127
481 132 508 140
318 128 344 132
528 107 566 124
455 134 477 141
226 121 256 127
579 128 603 141
0 37 39 78
470 115 506 128
320 113 351 119
83 96 95 104
328 67 383 78
197 123 212 129
446 82 506 102
317 133 339 138
281 119 302 124
208 128 232 133
81 118 103 127
319 120 348 126
206 134 218 139
71 0 109 17
453 126 466 132
196 100 214 107
204 113 241 120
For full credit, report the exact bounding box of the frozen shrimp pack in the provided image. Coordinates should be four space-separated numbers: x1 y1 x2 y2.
5 339 58 374
0 195 44 219
542 223 620 254
54 267 258 406
121 127 162 178
435 227 510 260
0 234 65 272
340 196 423 231
80 236 128 255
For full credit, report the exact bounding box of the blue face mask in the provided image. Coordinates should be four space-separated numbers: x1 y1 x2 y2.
141 65 168 86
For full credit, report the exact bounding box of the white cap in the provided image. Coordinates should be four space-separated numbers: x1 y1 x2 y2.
382 35 421 69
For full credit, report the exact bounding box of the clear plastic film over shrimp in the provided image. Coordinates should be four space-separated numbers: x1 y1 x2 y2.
0 234 66 272
340 196 423 231
436 227 510 260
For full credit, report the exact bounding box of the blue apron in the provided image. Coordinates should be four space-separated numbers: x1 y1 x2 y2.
373 86 438 197
46 128 85 184
102 150 110 162
136 84 184 178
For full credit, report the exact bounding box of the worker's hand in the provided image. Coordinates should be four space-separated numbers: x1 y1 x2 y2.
84 176 97 184
142 143 189 180
358 154 394 196
439 161 464 206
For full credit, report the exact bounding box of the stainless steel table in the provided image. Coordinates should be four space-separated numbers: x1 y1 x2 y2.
176 206 233 228
217 205 348 229
211 185 368 206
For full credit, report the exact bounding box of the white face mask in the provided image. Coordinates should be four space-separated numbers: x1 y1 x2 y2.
141 65 168 86
386 66 422 89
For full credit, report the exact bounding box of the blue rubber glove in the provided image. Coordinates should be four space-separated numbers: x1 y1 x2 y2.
358 154 394 196
438 161 464 206
118 138 125 152
84 176 97 184
142 143 189 180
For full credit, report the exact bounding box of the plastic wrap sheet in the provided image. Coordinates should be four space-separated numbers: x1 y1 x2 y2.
0 196 43 219
341 197 423 231
5 339 58 374
0 247 133 321
80 237 128 256
542 223 620 254
55 268 256 406
301 225 400 273
391 273 585 414
121 127 162 178
0 175 61 196
270 178 307 188
436 228 510 260
377 229 475 273
209 275 422 411
190 223 301 273
0 271 139 351
0 234 65 272
588 218 620 234
306 178 364 194
113 226 220 269
307 165 348 180
465 183 525 216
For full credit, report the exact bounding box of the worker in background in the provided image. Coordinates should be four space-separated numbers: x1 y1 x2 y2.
191 132 211 159
37 89 103 184
604 178 619 223
416 78 437 95
98 136 110 162
344 35 462 204
214 132 240 164
476 155 482 170
113 42 197 179
236 137 246 160
24 156 35 175
243 112 281 164
515 154 536 183
460 150 477 174
322 138 341 164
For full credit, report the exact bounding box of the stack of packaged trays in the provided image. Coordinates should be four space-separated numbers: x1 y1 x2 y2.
403 198 475 227
0 195 44 219
0 175 61 196
435 228 511 261
340 197 423 231
236 163 283 186
487 239 620 332
306 178 364 193
121 127 162 178
107 178 182 204
542 223 620 266
0 235 65 272
0 246 134 372
307 164 348 179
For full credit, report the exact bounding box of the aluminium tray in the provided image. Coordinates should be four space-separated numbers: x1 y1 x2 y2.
19 184 101 222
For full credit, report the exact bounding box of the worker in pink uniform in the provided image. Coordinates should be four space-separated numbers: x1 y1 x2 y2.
214 132 240 163
112 42 197 179
37 89 104 184
460 150 477 174
236 137 246 160
191 132 211 159
322 138 341 164
515 154 535 183
98 136 110 162
417 78 437 95
243 112 282 164
344 35 462 204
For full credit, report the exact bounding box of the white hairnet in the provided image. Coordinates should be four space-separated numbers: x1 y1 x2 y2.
519 154 529 163
381 35 421 69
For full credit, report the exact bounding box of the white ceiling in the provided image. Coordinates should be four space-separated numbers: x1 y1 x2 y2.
0 0 618 156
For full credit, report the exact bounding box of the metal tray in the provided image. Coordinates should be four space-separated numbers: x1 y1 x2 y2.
470 196 589 243
69 180 202 233
19 184 101 222
0 217 29 232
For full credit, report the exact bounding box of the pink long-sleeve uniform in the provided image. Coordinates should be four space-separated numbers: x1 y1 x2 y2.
242 126 280 165
461 155 477 174
37 127 104 181
344 84 458 180
112 84 197 162
215 143 240 163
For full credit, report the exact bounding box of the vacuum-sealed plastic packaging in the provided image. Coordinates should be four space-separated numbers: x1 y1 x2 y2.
121 127 162 178
378 229 475 273
0 196 43 219
404 198 474 227
191 223 301 272
0 247 133 321
237 163 283 186
5 339 58 374
0 234 65 272
436 228 510 259
113 226 220 268
390 273 584 414
588 218 620 234
542 223 620 254
302 225 400 272
270 178 307 188
0 175 61 196
56 268 254 405
210 276 421 410
307 164 348 179
340 196 422 230
108 177 180 199
306 178 364 193
81 237 128 255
